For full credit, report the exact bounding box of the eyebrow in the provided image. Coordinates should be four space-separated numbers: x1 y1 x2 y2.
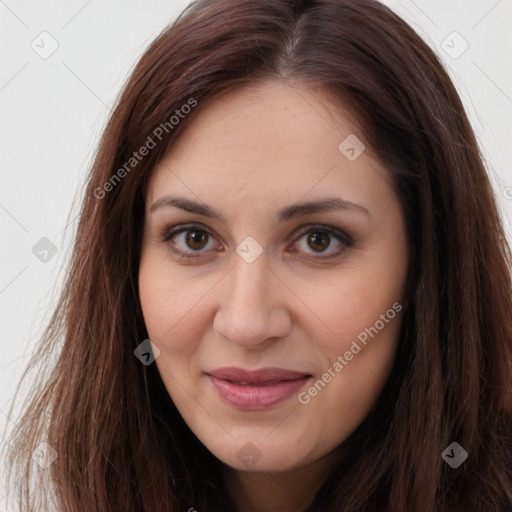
149 195 370 222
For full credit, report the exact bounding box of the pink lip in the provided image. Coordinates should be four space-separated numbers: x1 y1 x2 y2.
207 367 311 410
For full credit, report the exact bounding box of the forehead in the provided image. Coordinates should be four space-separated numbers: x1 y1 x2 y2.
161 80 360 159
145 81 392 217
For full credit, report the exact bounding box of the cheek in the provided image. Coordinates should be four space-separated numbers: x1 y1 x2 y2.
302 273 402 350
138 253 212 356
298 284 402 432
294 256 406 406
297 271 404 420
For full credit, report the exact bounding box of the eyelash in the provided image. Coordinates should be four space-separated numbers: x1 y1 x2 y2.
160 223 354 261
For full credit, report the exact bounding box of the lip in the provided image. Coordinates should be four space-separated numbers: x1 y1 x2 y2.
207 367 312 410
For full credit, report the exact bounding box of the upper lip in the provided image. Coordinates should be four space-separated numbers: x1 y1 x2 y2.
207 367 310 384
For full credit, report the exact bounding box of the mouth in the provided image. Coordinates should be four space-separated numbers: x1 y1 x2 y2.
206 367 312 410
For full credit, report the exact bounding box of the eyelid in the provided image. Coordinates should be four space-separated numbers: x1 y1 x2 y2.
162 222 214 243
291 223 353 246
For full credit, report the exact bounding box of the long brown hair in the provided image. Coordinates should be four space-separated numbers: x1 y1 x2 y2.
4 0 512 510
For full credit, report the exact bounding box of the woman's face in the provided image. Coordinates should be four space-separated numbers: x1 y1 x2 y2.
139 81 409 473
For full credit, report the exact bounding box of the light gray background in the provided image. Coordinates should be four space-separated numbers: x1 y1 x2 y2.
1 0 511 508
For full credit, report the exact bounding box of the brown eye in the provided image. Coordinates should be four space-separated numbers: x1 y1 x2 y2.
162 224 219 255
292 225 353 259
307 231 331 252
185 229 209 250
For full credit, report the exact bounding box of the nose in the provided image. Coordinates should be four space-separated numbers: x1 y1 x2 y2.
213 252 292 349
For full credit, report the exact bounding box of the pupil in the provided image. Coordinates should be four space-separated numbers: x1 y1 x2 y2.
308 231 330 252
186 230 208 250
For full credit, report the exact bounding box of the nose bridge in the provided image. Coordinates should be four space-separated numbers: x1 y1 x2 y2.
213 250 290 346
227 252 271 315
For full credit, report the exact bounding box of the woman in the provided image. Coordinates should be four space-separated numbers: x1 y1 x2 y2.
4 0 512 510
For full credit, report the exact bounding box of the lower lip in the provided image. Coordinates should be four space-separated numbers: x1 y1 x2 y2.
208 375 311 410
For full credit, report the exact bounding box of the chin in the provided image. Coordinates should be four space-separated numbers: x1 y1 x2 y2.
204 434 315 473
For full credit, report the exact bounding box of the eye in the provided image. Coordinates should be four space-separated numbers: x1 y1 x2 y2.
161 223 353 261
162 223 222 257
290 225 353 259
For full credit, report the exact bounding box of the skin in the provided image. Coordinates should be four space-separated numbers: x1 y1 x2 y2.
138 80 409 511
